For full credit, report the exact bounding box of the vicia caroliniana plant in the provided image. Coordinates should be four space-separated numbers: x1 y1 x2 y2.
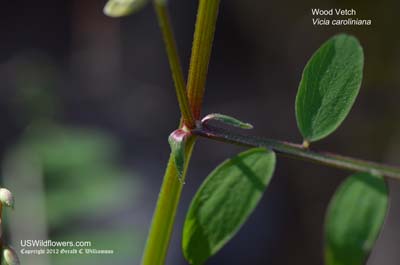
0 188 19 265
104 0 399 264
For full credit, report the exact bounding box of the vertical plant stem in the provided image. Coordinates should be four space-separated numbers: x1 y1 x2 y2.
154 1 194 128
141 138 195 265
187 0 221 119
142 0 220 264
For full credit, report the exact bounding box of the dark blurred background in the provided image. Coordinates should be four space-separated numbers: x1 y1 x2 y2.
0 0 399 264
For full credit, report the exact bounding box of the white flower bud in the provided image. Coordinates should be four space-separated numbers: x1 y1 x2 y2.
2 247 20 265
0 189 14 209
103 0 150 17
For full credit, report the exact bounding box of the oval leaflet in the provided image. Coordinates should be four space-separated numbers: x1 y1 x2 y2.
324 172 389 265
182 148 276 264
295 34 364 142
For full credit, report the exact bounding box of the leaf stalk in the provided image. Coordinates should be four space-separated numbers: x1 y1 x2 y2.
193 125 400 179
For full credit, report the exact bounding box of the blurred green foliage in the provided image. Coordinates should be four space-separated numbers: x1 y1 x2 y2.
4 123 143 264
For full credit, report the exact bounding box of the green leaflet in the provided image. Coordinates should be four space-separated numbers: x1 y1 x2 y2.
182 148 276 264
295 34 364 142
103 0 150 17
201 113 253 129
324 173 389 265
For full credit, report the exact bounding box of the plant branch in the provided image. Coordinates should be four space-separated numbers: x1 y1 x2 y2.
186 0 221 119
153 1 195 128
193 125 400 179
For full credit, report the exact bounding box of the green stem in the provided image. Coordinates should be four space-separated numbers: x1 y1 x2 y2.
142 0 221 264
187 0 221 119
141 138 195 265
193 125 400 179
153 1 194 128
